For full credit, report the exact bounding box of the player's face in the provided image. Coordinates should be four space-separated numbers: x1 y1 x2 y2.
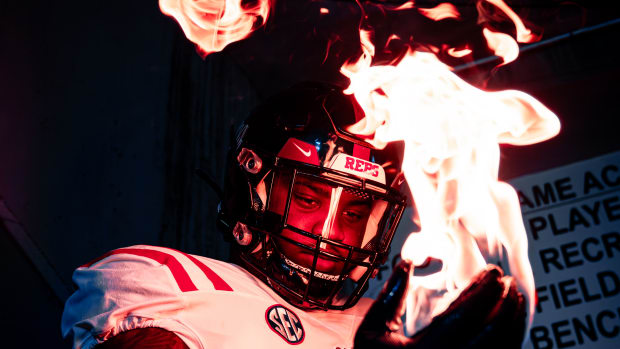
269 173 372 275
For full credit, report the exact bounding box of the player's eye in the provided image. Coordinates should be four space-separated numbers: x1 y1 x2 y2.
293 192 320 210
342 209 364 223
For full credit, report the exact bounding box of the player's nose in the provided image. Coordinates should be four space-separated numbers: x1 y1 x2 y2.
311 218 346 242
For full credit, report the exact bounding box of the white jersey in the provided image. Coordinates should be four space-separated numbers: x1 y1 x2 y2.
62 245 373 349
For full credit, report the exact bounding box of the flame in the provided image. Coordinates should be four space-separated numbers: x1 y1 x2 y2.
474 0 543 64
343 48 559 333
481 0 541 43
159 0 270 57
418 3 460 21
342 1 559 334
483 27 519 65
395 1 415 11
447 47 472 58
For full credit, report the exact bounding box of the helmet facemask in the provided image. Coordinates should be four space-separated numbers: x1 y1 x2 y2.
233 157 405 310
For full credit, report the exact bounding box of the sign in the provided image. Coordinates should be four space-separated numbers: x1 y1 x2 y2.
510 151 620 349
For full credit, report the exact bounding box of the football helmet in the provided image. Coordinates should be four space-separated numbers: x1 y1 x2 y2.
218 82 407 310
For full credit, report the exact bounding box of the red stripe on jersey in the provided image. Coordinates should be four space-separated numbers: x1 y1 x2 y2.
169 249 233 291
81 248 198 292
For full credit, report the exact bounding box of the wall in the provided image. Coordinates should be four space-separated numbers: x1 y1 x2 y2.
1 1 174 347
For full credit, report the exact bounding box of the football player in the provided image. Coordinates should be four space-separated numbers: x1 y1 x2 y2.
62 82 526 348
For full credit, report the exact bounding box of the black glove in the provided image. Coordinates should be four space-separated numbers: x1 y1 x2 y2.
355 260 526 349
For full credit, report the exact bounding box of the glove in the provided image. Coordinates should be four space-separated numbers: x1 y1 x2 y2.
354 260 526 349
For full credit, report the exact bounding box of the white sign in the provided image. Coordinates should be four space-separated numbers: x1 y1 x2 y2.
510 151 620 349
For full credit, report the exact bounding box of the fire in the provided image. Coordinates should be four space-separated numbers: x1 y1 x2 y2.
418 3 460 21
159 0 270 57
480 0 541 44
483 28 519 65
342 1 559 335
447 47 472 58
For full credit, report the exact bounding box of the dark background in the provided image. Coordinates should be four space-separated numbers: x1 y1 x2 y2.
1 0 618 347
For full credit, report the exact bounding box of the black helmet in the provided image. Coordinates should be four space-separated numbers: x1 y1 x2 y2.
219 82 407 310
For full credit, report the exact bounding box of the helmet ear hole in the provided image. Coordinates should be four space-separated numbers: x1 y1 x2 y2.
237 148 262 174
232 222 253 246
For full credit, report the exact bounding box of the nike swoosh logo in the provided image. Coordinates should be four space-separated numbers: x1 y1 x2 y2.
293 142 311 157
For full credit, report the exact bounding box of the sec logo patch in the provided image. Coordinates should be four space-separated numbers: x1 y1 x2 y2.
265 304 305 344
